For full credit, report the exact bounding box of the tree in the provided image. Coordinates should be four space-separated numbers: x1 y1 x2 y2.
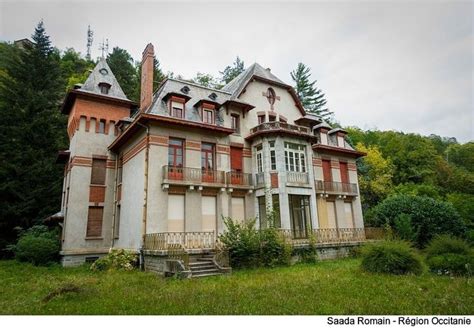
60 48 95 91
191 72 220 89
0 21 67 257
355 143 394 211
220 56 245 84
107 47 138 101
291 62 333 120
370 195 466 248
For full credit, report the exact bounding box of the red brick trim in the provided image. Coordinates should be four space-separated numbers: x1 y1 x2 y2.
186 140 201 151
243 148 252 158
149 135 168 147
217 145 230 155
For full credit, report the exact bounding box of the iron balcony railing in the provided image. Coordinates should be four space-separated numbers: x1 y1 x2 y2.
143 228 386 251
255 172 265 187
144 231 216 250
163 165 225 185
277 227 385 245
250 121 311 135
315 180 358 195
226 171 253 187
287 171 309 184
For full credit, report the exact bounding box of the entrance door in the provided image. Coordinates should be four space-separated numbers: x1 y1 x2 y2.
289 195 311 238
230 147 243 184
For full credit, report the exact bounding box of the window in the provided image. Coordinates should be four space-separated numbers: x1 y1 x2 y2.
268 115 276 122
168 138 184 167
91 158 106 185
284 142 306 173
258 196 266 229
231 114 240 133
269 141 276 170
99 83 110 94
201 142 215 170
170 101 185 118
203 108 214 124
322 159 332 182
86 206 103 237
256 144 263 173
280 117 287 123
258 115 265 124
98 119 106 134
289 195 311 238
272 194 281 228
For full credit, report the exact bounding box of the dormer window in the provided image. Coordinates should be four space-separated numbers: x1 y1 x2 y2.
169 97 186 119
99 82 111 95
203 108 214 124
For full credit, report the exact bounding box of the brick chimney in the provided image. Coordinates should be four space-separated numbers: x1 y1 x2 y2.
140 43 154 111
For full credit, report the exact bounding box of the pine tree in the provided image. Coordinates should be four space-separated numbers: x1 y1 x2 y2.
0 21 67 256
107 47 138 101
220 56 245 84
291 63 333 120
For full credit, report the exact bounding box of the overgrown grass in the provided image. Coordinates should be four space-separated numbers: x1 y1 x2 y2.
0 258 472 315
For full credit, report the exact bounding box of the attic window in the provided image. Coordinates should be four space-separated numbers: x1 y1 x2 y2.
209 92 218 101
180 86 190 94
99 82 111 95
99 68 108 75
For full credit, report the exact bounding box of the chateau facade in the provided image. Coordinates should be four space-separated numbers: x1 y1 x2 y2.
58 43 365 266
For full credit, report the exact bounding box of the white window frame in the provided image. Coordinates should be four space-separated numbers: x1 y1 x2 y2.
256 144 263 173
284 142 306 173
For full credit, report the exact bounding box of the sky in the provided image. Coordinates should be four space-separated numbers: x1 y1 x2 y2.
1 0 473 142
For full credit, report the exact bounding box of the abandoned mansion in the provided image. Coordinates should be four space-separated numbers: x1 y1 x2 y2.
57 43 368 269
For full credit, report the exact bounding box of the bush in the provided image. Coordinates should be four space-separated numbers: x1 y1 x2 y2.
219 217 292 268
90 249 137 271
360 240 424 275
370 195 466 247
294 234 318 263
394 213 417 241
425 235 473 276
12 225 60 266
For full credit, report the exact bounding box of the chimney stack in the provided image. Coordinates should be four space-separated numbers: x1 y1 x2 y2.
140 43 154 111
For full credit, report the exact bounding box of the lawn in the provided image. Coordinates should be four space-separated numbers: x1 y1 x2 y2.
0 258 472 315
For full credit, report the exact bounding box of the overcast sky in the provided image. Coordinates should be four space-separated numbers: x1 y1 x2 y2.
1 0 473 142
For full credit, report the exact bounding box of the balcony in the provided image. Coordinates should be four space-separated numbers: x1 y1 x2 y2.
163 165 225 186
278 228 385 245
315 180 358 195
286 172 310 185
226 171 253 188
144 231 216 250
247 121 318 141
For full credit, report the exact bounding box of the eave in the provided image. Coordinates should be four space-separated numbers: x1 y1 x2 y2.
60 89 137 115
312 144 366 158
109 113 234 152
246 128 318 143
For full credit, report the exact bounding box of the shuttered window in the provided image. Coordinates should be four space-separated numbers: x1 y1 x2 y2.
86 206 103 237
91 158 106 185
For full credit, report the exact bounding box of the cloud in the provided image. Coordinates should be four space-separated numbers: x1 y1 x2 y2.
1 0 472 142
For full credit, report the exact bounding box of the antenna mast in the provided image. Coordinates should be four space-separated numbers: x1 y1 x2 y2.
86 25 94 61
99 38 109 59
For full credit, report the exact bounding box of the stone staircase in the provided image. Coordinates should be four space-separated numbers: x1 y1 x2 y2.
188 252 222 278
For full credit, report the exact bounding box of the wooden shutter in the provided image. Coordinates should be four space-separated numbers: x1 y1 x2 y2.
322 160 332 182
86 206 103 237
340 162 349 184
230 147 243 171
91 159 106 185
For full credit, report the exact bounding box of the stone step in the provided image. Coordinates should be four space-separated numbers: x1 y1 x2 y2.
189 265 216 271
196 257 215 262
189 261 214 266
192 272 222 278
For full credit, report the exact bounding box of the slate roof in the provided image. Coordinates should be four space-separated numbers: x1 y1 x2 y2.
147 78 232 125
80 58 129 101
221 63 288 98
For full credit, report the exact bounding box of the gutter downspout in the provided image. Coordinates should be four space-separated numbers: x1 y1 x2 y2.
137 122 150 269
111 151 119 248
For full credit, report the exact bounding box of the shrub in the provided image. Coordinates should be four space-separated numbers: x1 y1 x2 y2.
394 214 417 241
360 240 424 275
219 217 292 268
370 195 466 247
294 234 318 263
12 225 60 266
425 235 473 276
90 249 137 271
